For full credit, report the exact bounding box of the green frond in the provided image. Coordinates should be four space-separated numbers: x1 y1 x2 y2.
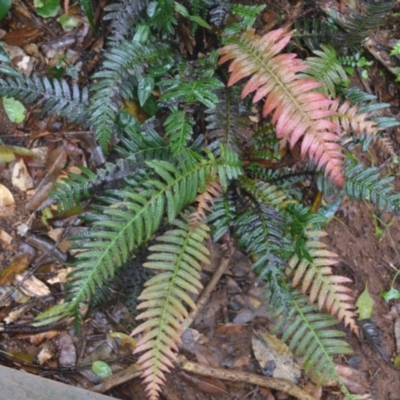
273 290 353 391
205 87 250 153
116 123 171 162
235 179 290 282
103 0 148 42
162 76 224 108
164 109 194 157
149 0 176 33
54 147 241 321
293 16 332 51
335 2 394 48
90 40 172 152
290 229 358 334
223 3 266 36
300 45 347 97
0 43 21 77
0 75 89 123
319 163 400 212
284 204 326 262
207 0 231 28
132 213 210 400
50 159 140 212
251 123 281 162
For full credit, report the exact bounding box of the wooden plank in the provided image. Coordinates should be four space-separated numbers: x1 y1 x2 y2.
0 364 115 400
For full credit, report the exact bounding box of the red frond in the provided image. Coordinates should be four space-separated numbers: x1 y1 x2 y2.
219 28 345 187
290 235 359 336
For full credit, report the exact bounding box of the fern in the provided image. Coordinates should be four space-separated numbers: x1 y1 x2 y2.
103 0 148 42
164 109 194 157
319 163 400 212
290 229 358 334
205 87 250 154
0 75 89 123
132 213 210 400
300 45 348 97
219 28 345 187
47 147 241 321
90 40 172 152
335 2 394 48
273 290 354 393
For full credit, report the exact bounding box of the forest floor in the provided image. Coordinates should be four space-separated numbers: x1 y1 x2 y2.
0 1 400 400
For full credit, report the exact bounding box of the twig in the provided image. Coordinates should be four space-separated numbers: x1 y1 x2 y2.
91 363 142 393
176 355 318 400
181 246 235 331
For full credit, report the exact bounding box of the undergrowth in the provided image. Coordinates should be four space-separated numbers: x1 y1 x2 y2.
1 1 399 399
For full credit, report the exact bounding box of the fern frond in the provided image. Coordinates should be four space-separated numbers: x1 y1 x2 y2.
58 147 241 319
329 98 379 138
289 229 358 334
190 180 222 225
219 28 345 187
50 159 138 212
116 123 171 162
235 178 290 281
164 109 194 157
319 163 400 212
90 41 172 152
162 76 224 108
336 2 394 48
207 189 237 241
293 17 331 51
273 290 353 392
0 75 89 123
132 214 210 400
300 45 347 97
205 87 250 153
0 43 21 77
103 0 148 42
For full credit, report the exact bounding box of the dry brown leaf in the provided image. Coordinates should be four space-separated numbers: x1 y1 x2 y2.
3 27 42 46
0 253 31 285
47 267 73 284
14 272 51 297
12 158 34 191
16 330 60 345
194 344 222 368
0 183 15 216
216 323 245 335
258 387 275 400
37 342 56 365
178 371 229 395
252 329 301 383
0 229 12 246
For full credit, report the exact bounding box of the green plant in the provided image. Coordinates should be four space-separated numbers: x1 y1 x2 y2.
2 2 399 400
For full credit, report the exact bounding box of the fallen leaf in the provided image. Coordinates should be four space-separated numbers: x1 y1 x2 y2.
178 371 229 395
252 329 301 383
0 183 15 216
216 323 245 335
12 158 34 191
0 229 12 246
3 27 42 46
37 341 55 365
14 271 51 297
0 253 31 285
334 364 370 395
194 344 222 368
47 266 73 284
356 283 374 320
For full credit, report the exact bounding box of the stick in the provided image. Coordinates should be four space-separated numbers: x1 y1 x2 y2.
176 355 318 400
181 246 235 331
